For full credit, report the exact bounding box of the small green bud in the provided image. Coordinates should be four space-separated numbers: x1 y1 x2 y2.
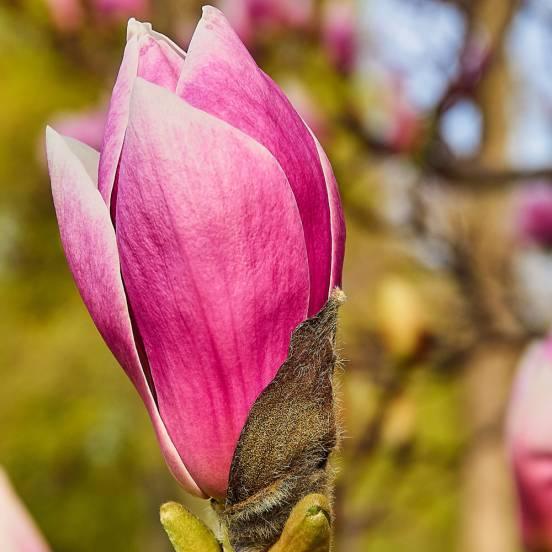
160 501 222 552
268 494 331 552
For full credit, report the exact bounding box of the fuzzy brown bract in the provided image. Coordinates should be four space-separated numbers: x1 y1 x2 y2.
218 290 345 552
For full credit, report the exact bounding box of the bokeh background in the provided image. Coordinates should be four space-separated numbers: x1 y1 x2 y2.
2 0 552 550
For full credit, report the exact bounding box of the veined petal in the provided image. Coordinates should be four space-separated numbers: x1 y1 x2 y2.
98 19 186 207
46 128 203 497
116 78 310 498
177 6 331 315
310 133 345 291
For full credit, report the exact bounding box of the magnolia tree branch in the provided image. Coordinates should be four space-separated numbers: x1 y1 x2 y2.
342 0 552 188
342 110 552 186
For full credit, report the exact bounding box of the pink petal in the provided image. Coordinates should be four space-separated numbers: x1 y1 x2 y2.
322 0 357 74
91 0 150 20
115 79 310 498
507 340 552 549
310 133 345 290
45 0 83 32
52 105 107 151
98 20 186 207
46 128 203 497
0 469 50 552
176 6 331 315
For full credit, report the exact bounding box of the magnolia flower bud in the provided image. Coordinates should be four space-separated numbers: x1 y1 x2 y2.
322 0 357 74
52 107 106 151
160 502 221 552
375 277 428 360
91 0 149 20
268 494 331 552
46 6 345 506
0 469 50 552
507 340 552 550
219 0 313 44
515 182 552 248
45 0 149 31
44 0 83 32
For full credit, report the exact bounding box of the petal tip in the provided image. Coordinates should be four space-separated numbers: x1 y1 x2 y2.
126 18 152 41
45 125 64 164
201 5 224 21
45 124 59 146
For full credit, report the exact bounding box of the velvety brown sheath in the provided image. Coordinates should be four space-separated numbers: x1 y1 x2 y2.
216 290 345 552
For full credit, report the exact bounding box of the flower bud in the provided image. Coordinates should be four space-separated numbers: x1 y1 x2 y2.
44 0 83 32
160 502 221 552
219 0 313 44
46 7 345 501
322 0 357 74
507 340 552 550
52 106 106 151
0 468 50 552
515 182 552 248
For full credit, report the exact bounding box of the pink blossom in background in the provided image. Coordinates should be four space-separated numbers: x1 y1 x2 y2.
283 80 328 142
384 75 422 153
46 7 345 500
515 183 552 248
507 339 552 551
219 0 313 44
0 469 50 552
44 0 83 32
322 0 358 74
52 107 106 151
387 100 421 153
91 0 149 20
45 0 149 30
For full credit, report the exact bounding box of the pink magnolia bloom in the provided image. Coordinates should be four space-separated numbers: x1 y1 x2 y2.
382 75 422 153
0 469 50 552
219 0 313 44
45 0 149 30
52 107 106 151
91 0 149 20
322 0 357 74
507 339 552 550
387 101 420 153
283 80 328 142
515 183 552 248
44 0 83 32
46 7 345 500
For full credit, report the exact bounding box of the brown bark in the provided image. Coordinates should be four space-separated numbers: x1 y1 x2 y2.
459 342 519 552
458 2 522 551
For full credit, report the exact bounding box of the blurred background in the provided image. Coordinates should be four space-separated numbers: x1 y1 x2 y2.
2 0 552 550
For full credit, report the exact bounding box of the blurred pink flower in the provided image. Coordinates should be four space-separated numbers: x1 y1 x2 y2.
91 0 149 20
507 339 552 551
387 101 420 153
515 183 552 248
46 8 345 500
383 75 422 153
219 0 313 43
283 80 328 141
0 469 50 552
322 0 357 74
45 0 149 30
52 107 106 151
44 0 83 32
